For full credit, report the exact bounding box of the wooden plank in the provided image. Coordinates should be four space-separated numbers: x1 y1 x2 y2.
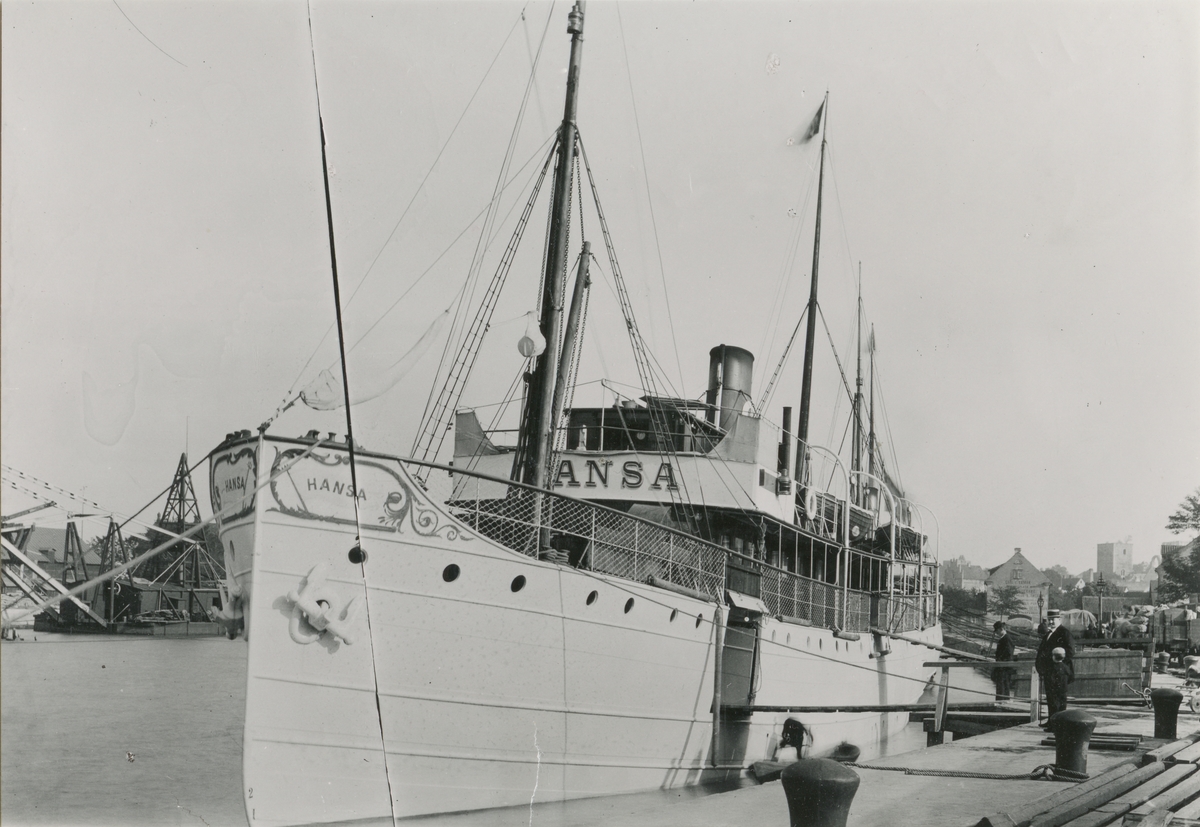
1041 738 1141 752
1097 765 1198 811
728 702 998 714
975 761 1140 827
878 628 993 661
1170 743 1200 765
1029 763 1167 827
1130 773 1200 816
1143 734 1200 766
934 665 952 733
1032 667 1043 723
1173 794 1200 820
1122 810 1174 826
1059 808 1129 827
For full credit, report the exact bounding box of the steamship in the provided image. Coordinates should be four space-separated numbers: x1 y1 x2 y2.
208 4 942 824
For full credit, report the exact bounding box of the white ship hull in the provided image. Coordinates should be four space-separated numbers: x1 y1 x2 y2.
213 437 941 825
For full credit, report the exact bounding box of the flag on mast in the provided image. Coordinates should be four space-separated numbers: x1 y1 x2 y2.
788 101 825 146
801 101 825 143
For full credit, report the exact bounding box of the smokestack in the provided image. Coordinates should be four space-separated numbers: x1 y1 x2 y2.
706 345 754 432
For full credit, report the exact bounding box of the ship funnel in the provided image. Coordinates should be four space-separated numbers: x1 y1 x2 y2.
705 345 754 432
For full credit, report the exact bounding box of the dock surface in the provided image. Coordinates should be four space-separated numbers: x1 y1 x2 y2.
407 699 1200 826
617 707 1200 827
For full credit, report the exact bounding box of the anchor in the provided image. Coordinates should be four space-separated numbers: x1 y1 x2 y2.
287 561 360 645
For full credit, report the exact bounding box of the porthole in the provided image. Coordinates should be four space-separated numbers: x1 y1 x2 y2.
819 639 823 650
807 637 811 647
442 564 460 582
696 614 703 628
669 609 678 622
586 590 598 605
771 630 776 642
786 634 791 645
624 598 635 614
836 641 840 652
348 545 366 564
511 575 526 593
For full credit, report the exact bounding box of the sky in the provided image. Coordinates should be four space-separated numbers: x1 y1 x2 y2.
3 0 1198 576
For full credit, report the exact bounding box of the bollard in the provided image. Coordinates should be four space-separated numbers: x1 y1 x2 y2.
1048 709 1096 775
781 758 860 827
1151 688 1184 740
830 742 861 763
1154 652 1171 673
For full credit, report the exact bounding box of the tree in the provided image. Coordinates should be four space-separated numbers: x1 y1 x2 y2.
1050 585 1080 612
1156 487 1200 601
1157 550 1200 603
1167 487 1200 535
940 586 986 614
988 584 1025 620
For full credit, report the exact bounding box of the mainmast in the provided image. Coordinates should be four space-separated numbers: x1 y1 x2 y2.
516 2 586 489
852 264 863 504
794 93 828 486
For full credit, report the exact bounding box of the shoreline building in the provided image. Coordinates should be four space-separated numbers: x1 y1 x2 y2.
1098 540 1133 579
985 548 1051 626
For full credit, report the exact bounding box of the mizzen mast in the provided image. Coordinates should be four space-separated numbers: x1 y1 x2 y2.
794 93 828 486
516 1 586 489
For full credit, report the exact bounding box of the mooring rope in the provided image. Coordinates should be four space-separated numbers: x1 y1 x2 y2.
842 761 1087 783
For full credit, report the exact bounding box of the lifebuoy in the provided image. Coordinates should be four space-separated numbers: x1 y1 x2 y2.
804 487 819 517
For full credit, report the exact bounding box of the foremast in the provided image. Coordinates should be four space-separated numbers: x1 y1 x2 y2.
515 1 586 489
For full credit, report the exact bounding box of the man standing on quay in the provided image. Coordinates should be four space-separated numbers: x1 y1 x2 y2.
1037 608 1075 720
992 621 1016 701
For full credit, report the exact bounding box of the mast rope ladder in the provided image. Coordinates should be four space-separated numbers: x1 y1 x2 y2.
412 141 559 475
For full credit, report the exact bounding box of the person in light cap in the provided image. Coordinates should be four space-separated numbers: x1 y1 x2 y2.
1036 608 1075 720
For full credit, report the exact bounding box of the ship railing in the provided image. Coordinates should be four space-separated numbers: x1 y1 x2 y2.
754 556 928 634
399 457 934 634
408 460 727 601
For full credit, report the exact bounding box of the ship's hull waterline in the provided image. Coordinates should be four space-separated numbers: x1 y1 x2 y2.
211 436 941 825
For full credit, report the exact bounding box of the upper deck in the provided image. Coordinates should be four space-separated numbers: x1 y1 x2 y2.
209 430 939 634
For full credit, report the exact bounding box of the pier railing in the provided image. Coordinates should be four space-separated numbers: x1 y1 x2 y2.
403 458 933 634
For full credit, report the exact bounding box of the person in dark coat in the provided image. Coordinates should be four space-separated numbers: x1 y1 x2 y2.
1037 608 1075 720
1045 647 1072 718
992 620 1016 701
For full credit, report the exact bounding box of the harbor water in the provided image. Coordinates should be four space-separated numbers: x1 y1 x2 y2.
2 634 246 827
1 634 996 826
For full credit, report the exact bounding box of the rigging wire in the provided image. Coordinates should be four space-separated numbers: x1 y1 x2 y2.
413 140 559 469
344 133 556 363
421 3 557 463
758 155 819 377
303 7 395 821
272 3 548 428
872 358 906 495
441 1 556 403
614 1 687 395
0 441 331 626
